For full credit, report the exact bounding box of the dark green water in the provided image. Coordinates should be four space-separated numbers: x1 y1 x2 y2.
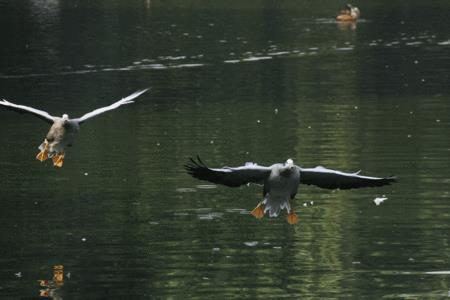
1 0 450 298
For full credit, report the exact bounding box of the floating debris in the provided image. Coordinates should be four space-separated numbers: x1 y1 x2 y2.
374 196 388 206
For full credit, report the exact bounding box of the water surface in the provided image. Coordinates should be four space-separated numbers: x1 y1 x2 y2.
1 0 450 298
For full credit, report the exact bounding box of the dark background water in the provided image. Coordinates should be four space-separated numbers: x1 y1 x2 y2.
1 0 450 298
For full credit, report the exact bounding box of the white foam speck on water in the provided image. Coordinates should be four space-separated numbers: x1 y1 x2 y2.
244 241 258 247
176 187 196 193
224 59 240 64
267 51 290 56
165 56 186 61
438 40 450 45
225 208 246 213
198 212 223 220
196 184 217 189
242 56 272 62
170 63 205 69
335 47 354 51
425 271 450 275
406 41 423 46
174 212 189 216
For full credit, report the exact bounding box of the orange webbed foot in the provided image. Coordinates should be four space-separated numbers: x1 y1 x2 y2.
36 140 50 162
52 154 64 168
251 203 265 219
287 211 299 225
36 150 49 162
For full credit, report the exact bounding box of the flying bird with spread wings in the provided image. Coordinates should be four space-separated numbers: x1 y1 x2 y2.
185 157 396 224
0 89 149 167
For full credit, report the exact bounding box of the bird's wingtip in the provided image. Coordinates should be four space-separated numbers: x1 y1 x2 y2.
137 87 151 94
388 176 397 182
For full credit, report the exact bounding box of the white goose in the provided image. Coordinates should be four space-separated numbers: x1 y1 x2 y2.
0 89 149 167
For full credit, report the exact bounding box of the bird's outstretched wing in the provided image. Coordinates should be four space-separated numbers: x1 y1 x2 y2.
0 99 56 124
299 166 396 189
185 156 272 187
73 88 149 124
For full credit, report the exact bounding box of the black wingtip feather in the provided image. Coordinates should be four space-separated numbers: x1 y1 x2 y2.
184 156 210 181
184 156 246 187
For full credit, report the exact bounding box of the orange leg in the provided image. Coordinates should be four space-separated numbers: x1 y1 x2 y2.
251 202 265 219
287 211 299 225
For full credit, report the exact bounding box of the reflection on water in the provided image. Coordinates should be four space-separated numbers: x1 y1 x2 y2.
0 0 450 298
38 265 65 299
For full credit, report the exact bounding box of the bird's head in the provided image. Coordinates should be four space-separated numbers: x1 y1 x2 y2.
62 114 69 124
280 158 295 176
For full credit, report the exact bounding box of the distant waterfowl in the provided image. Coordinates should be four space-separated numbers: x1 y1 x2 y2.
0 89 149 167
186 157 396 224
336 4 360 22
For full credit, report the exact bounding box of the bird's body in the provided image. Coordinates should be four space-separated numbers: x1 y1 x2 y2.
0 89 149 167
262 160 300 218
185 157 396 224
42 117 79 153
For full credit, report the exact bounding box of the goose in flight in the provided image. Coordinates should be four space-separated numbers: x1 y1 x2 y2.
0 89 149 167
185 157 396 224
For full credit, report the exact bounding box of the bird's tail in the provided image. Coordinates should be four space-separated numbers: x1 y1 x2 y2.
262 197 291 218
